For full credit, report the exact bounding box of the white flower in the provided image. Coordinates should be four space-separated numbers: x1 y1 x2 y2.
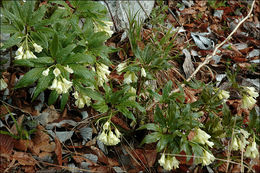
192 128 214 148
123 71 138 84
97 131 108 144
33 43 43 53
108 131 120 145
73 91 91 108
16 46 24 56
201 150 215 166
103 121 110 130
141 67 146 77
240 129 250 139
73 91 79 99
53 68 61 77
115 128 121 138
64 65 73 74
128 87 136 101
25 50 37 59
116 62 127 74
61 77 73 93
49 77 72 94
245 87 259 98
218 89 230 101
94 21 114 37
49 78 58 90
158 153 179 171
0 78 8 90
231 136 239 151
245 141 259 159
42 68 49 76
75 98 85 108
242 95 257 109
96 63 110 87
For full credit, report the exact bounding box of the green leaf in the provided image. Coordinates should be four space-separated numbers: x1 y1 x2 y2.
14 59 35 67
93 101 108 113
64 53 96 65
15 68 44 89
141 132 161 145
79 87 103 101
60 92 69 110
59 44 77 63
0 24 19 34
121 100 146 112
137 123 160 131
30 5 47 25
156 135 169 152
22 1 35 24
32 74 54 101
50 33 59 58
30 57 55 65
48 90 59 105
154 105 166 126
162 81 172 101
116 105 136 121
1 32 23 50
70 64 95 81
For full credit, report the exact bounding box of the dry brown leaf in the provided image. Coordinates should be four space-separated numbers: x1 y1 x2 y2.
14 139 33 152
72 155 96 166
0 134 14 155
90 146 108 164
42 105 60 123
10 114 24 135
111 115 130 130
23 165 35 173
54 137 62 166
12 151 37 166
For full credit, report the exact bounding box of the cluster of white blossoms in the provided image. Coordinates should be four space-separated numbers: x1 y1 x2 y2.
116 62 127 74
0 78 8 91
14 43 43 60
231 129 250 151
96 63 110 87
73 91 91 108
97 121 121 146
242 86 259 109
128 87 136 101
195 150 215 166
192 128 214 148
245 141 259 159
124 71 138 84
217 89 230 101
46 67 73 94
141 67 146 77
158 153 179 171
94 21 114 37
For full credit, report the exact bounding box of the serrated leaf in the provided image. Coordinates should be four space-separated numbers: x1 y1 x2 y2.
0 24 19 34
30 57 54 65
33 74 54 101
64 53 96 65
60 92 69 110
30 5 47 25
70 64 95 81
79 87 103 101
141 132 161 145
93 101 108 113
137 123 160 131
116 105 136 121
15 67 44 89
154 105 166 126
48 90 59 105
14 59 35 67
162 81 172 101
1 32 23 50
156 135 169 152
50 33 59 58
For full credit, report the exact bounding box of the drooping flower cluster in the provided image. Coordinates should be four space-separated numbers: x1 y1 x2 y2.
116 62 127 74
195 150 215 166
73 91 91 108
217 89 230 101
15 46 37 60
245 141 259 159
96 63 110 87
94 21 114 37
158 153 179 171
242 86 259 109
97 121 121 146
192 128 214 148
0 78 8 91
33 43 43 53
128 87 136 101
124 71 138 84
231 129 250 151
141 67 146 77
48 67 73 94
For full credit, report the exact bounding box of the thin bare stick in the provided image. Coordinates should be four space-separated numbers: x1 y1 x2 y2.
172 0 255 93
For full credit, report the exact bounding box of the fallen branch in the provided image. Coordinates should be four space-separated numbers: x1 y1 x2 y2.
147 0 256 111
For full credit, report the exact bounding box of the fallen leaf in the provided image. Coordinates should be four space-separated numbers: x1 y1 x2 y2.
0 134 14 155
90 146 108 164
14 139 33 152
54 137 62 166
12 151 37 166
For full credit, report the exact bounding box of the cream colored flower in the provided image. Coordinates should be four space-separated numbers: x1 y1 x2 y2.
61 78 73 93
42 68 49 76
218 89 230 101
15 46 24 59
64 65 73 74
245 87 259 98
96 63 110 87
25 50 37 59
0 78 8 90
141 67 146 77
73 91 91 108
116 62 127 74
201 150 215 166
97 121 121 146
103 121 110 130
33 43 43 53
49 78 58 90
49 77 72 94
97 131 108 144
123 71 138 84
128 87 136 101
53 68 61 77
231 136 239 151
242 86 259 109
192 128 214 148
94 21 114 37
115 128 121 138
158 153 179 171
108 131 120 145
245 141 259 159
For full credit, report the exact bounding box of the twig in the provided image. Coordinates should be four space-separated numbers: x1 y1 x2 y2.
147 0 256 111
103 0 118 32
